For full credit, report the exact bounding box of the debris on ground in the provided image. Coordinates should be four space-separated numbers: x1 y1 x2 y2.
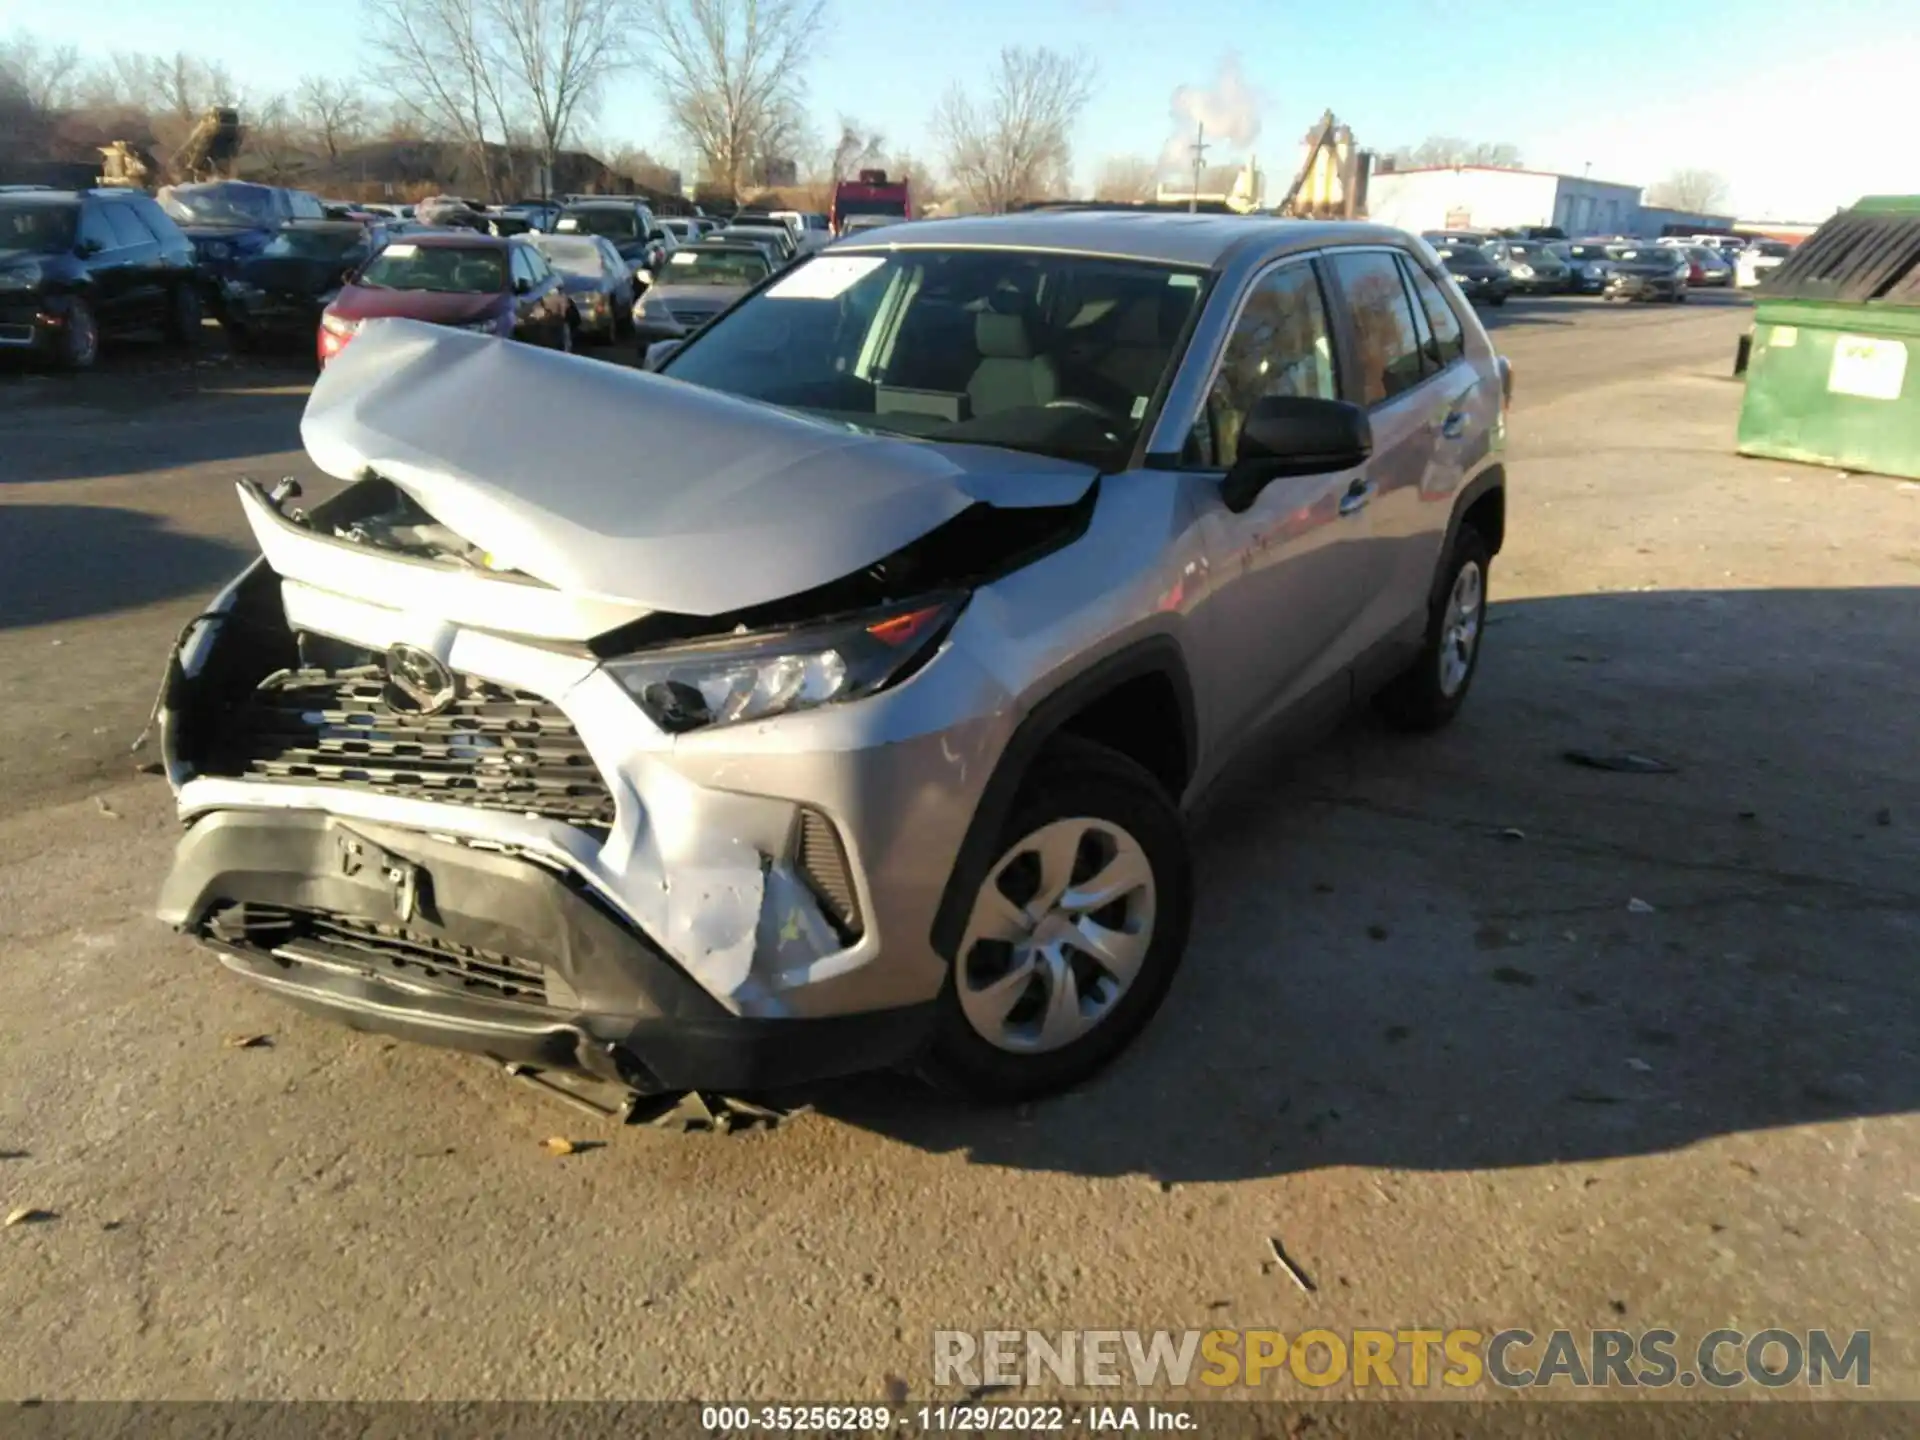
4 1207 54 1228
223 1033 270 1049
1366 923 1390 941
1490 965 1537 987
1265 1236 1318 1293
632 1091 812 1134
540 1136 581 1156
884 1376 910 1405
1874 807 1894 827
1568 1091 1625 1105
1627 897 1657 914
1496 826 1527 842
92 796 119 819
1625 1058 1653 1073
1563 749 1678 774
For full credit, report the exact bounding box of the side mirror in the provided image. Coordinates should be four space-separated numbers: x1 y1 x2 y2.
75 238 102 258
1220 395 1372 512
643 339 682 371
514 276 532 295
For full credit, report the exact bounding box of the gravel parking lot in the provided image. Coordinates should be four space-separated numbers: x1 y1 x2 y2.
2 291 1916 1402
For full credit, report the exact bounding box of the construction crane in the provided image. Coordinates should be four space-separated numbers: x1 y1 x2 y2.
171 107 243 183
1273 110 1372 220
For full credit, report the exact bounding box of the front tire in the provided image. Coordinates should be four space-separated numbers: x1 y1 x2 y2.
58 298 99 370
920 737 1193 1103
1376 524 1492 732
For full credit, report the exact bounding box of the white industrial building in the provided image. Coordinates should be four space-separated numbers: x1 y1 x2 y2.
1364 164 1642 236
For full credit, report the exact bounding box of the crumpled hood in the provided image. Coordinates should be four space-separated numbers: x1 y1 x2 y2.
299 319 1098 617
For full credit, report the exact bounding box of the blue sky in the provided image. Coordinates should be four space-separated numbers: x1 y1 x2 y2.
8 0 1913 218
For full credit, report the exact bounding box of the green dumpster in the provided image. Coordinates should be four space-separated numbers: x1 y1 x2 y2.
1736 195 1920 479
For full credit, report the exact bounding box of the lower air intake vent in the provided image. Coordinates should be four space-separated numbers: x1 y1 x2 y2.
793 806 861 943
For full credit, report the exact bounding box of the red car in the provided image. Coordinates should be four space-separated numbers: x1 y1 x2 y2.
317 232 573 365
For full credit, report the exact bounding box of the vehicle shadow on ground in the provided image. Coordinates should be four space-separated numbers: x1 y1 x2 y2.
0 385 313 485
1478 304 1575 329
821 585 1920 1183
0 504 251 629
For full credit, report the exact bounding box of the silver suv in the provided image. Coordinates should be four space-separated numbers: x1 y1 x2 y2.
154 212 1509 1103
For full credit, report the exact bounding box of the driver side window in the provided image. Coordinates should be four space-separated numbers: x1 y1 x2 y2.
1188 261 1337 468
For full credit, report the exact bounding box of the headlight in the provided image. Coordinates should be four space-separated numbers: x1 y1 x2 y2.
1511 263 1534 278
320 313 360 337
0 263 41 291
605 596 963 733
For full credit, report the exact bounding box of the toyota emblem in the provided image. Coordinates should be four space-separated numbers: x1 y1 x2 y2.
385 644 456 716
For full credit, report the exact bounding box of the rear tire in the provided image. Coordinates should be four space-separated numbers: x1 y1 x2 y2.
1376 524 1492 733
918 736 1193 1104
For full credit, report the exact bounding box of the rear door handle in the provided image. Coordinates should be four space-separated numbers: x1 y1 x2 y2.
1441 409 1469 440
1338 478 1374 517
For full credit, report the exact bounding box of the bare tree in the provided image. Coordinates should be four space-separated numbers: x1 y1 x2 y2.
637 0 829 202
1647 168 1731 213
932 46 1095 214
489 0 631 181
1093 154 1158 202
0 30 85 111
242 93 309 183
828 114 885 181
294 75 369 162
1388 135 1524 170
365 0 520 199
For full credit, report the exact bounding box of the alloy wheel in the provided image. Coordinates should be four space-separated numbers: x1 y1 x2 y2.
1438 558 1484 697
956 817 1158 1054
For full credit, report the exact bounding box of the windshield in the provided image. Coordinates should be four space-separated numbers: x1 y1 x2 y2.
663 249 1207 467
354 243 505 293
1565 244 1610 259
1754 241 1791 257
260 229 365 261
1437 245 1488 266
0 201 77 254
1610 246 1677 264
557 208 637 239
663 248 771 286
533 236 604 278
838 197 909 219
159 183 277 227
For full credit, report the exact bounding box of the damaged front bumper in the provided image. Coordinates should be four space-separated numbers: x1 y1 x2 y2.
159 810 935 1094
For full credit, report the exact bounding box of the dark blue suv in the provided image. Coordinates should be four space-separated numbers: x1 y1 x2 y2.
0 188 202 368
156 180 328 314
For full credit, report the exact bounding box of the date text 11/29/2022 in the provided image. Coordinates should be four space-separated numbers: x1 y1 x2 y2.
700 1405 1197 1432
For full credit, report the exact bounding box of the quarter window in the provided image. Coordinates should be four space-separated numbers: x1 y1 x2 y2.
1328 250 1428 405
1189 262 1338 468
1402 258 1464 369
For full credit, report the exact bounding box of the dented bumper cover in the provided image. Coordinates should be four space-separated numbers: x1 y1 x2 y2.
158 810 935 1094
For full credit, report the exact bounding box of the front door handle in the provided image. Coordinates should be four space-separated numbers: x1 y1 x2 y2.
1338 478 1374 517
1441 409 1469 440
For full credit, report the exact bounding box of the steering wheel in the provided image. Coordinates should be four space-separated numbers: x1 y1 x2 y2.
1043 397 1125 424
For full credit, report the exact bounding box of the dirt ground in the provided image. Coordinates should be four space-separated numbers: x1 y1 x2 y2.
1 294 1916 1403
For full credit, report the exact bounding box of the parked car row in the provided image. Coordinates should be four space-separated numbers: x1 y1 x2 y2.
1420 230 1738 306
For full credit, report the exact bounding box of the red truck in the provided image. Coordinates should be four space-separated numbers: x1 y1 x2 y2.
830 169 912 235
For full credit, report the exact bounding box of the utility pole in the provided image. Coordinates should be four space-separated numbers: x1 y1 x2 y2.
1188 122 1208 214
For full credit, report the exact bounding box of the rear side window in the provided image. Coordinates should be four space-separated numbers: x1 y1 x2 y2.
130 195 181 243
1401 258 1464 369
1328 250 1427 405
102 203 155 250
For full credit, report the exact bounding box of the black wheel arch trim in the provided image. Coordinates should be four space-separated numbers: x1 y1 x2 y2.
1430 463 1506 607
928 636 1198 962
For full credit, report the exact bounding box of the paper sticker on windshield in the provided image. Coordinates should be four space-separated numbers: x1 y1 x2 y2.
1828 334 1907 401
671 251 699 265
1769 324 1797 348
768 256 885 300
383 243 418 258
1168 273 1201 289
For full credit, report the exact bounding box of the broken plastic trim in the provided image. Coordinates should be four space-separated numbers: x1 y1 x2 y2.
586 481 1101 659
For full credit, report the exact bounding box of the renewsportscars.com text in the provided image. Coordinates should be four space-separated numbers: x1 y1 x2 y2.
933 1328 1871 1391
